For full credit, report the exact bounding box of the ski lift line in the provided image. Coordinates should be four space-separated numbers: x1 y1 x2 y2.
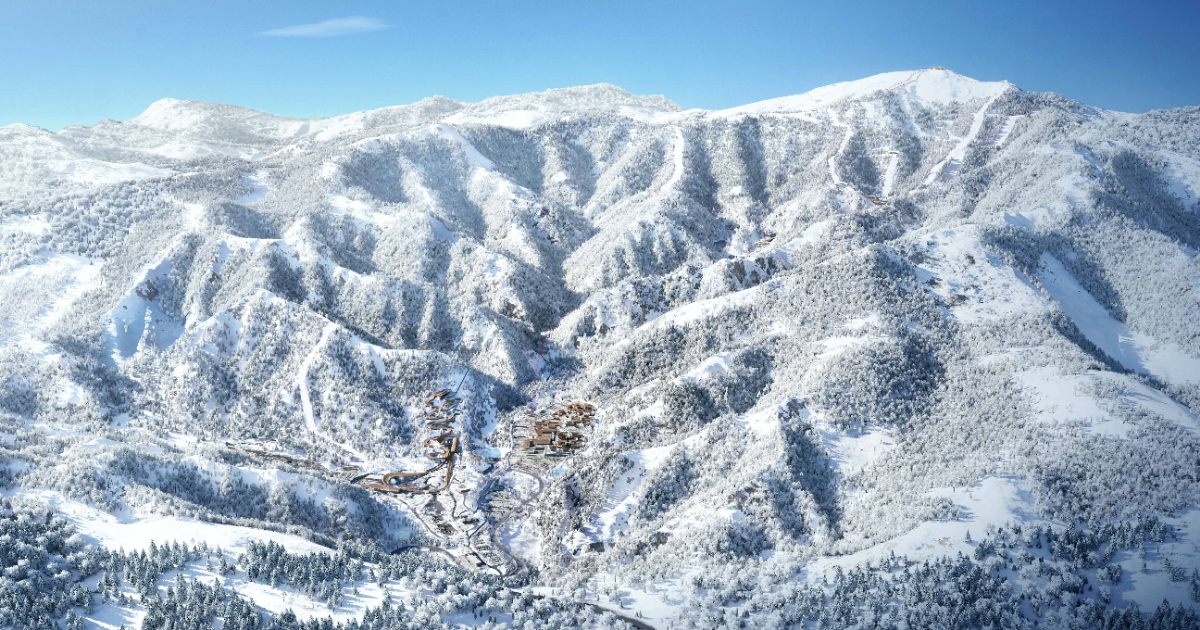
880 69 926 93
826 109 853 188
453 369 470 394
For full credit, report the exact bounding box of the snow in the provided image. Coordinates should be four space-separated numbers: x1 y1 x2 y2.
640 282 765 332
624 378 662 400
46 157 171 186
843 313 880 330
826 109 852 186
428 215 459 241
1112 508 1200 610
144 140 264 160
809 480 1200 611
717 69 1010 116
924 89 1008 184
1039 252 1200 386
734 405 783 438
0 122 174 186
905 69 1012 105
326 194 411 233
809 476 1039 578
816 333 874 359
772 219 831 267
499 518 541 563
880 151 901 198
5 71 1200 628
435 124 495 170
579 445 676 546
443 109 546 129
820 427 896 475
910 226 1047 322
1016 366 1116 428
11 489 418 627
0 251 102 360
310 112 369 142
13 489 331 555
131 98 308 141
101 249 186 367
132 98 210 130
993 115 1024 147
0 213 50 236
1159 149 1200 209
298 325 340 435
236 172 270 204
674 352 732 383
1017 365 1199 437
665 126 686 193
1002 205 1057 231
579 571 691 627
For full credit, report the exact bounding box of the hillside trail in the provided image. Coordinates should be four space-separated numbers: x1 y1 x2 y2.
827 69 929 199
825 68 1011 212
923 87 1010 185
295 323 374 465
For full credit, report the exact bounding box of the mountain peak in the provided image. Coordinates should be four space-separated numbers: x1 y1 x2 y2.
131 98 294 131
719 68 1013 116
2 66 1199 630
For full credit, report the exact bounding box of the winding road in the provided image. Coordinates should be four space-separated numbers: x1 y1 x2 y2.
486 460 545 575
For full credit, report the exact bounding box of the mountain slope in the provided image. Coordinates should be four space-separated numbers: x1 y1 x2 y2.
3 69 1200 628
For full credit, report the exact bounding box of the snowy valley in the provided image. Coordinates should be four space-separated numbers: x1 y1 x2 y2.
2 68 1200 629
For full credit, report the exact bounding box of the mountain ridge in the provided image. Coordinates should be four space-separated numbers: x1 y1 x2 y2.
1 67 1200 628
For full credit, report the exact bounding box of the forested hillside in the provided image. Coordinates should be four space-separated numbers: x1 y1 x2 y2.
2 68 1200 628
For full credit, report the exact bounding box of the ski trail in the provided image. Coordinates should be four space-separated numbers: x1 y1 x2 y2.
923 89 1008 185
663 126 686 193
297 323 337 435
993 115 1023 147
436 124 495 171
296 323 373 463
0 253 101 361
826 110 853 186
881 152 901 198
632 126 686 210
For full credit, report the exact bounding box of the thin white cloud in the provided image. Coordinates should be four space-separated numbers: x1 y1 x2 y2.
259 16 391 38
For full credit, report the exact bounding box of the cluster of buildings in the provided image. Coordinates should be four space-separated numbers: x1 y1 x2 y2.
521 402 595 456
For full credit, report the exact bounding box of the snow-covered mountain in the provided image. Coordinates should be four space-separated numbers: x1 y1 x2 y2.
3 69 1200 629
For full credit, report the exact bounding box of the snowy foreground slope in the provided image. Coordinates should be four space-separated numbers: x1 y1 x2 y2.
3 69 1200 629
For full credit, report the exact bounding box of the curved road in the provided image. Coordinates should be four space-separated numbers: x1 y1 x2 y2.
475 454 545 575
393 469 658 629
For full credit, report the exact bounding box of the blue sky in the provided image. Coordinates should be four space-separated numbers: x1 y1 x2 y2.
3 0 1198 130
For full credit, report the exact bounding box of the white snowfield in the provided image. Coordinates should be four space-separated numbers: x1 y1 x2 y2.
3 68 1200 629
717 69 1011 117
16 489 331 556
0 69 1011 196
1039 252 1200 386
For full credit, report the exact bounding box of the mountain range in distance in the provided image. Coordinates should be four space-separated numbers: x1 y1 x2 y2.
2 68 1200 629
